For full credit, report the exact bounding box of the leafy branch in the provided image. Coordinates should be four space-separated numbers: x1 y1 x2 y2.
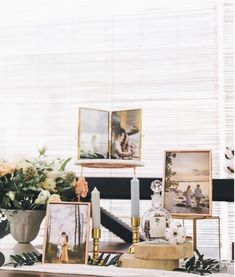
174 250 220 275
165 152 178 190
2 252 122 268
88 253 122 266
4 252 42 268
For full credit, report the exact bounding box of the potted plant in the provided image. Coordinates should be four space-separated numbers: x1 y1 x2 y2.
0 146 81 252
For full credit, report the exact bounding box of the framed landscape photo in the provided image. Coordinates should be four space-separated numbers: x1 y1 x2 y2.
43 202 90 264
78 108 109 159
111 109 142 160
163 150 212 217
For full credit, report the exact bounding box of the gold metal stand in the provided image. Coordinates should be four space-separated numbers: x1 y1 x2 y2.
92 228 101 260
173 215 221 260
128 217 140 254
193 219 197 250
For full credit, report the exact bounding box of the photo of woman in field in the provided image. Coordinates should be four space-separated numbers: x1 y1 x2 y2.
43 202 90 264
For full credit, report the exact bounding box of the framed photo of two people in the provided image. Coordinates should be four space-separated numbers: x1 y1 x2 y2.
77 108 142 160
163 150 212 217
43 202 90 264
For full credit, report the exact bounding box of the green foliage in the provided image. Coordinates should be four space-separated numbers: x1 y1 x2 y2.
4 252 42 268
174 250 220 275
88 253 122 266
3 251 123 268
60 158 72 172
164 152 178 190
0 148 77 211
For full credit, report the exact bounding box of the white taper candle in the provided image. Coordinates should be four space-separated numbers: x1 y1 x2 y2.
131 176 140 217
91 187 100 229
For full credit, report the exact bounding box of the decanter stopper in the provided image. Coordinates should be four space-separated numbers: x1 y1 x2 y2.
150 180 163 208
150 180 162 194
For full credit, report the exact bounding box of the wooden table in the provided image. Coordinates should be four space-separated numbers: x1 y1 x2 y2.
0 271 104 277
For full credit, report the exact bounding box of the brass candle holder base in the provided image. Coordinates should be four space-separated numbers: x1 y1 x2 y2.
92 228 101 261
128 217 140 254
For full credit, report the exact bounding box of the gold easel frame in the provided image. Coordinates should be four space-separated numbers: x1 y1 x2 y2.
77 107 110 160
111 108 142 160
162 150 213 217
173 215 221 260
77 107 142 160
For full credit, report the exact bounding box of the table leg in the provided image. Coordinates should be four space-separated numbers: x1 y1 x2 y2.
193 219 197 251
232 242 234 261
218 217 221 261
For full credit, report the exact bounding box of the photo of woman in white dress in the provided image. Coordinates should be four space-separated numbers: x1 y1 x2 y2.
184 185 193 207
163 151 212 216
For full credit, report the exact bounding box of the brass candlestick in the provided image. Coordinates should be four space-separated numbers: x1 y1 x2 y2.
92 228 101 260
128 216 140 254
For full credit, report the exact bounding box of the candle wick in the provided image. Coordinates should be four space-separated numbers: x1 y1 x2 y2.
133 167 136 176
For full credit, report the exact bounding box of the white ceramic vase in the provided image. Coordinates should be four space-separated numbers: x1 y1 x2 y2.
4 210 45 243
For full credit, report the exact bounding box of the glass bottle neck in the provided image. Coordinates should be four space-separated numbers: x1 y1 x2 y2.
151 194 162 208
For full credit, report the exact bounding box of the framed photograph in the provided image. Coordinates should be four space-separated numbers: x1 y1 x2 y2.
78 108 109 159
111 109 142 160
43 202 90 264
163 150 212 217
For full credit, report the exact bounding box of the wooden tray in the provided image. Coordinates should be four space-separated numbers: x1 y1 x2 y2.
75 159 144 169
134 241 193 260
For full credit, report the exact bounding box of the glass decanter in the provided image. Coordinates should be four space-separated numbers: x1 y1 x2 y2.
141 180 171 243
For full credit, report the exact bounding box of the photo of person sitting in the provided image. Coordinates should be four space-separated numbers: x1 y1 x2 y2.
194 184 203 208
121 134 134 160
111 128 132 159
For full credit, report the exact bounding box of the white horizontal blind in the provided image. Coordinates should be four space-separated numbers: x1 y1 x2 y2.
0 0 233 179
0 0 233 261
223 0 234 148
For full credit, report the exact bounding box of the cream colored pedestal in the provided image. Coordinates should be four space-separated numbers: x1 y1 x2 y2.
119 241 193 271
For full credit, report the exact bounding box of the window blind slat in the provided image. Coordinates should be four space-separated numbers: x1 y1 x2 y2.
0 0 233 179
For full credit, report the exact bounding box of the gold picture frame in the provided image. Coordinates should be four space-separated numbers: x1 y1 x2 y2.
162 150 212 217
43 202 90 264
77 107 142 160
77 108 109 159
111 109 142 160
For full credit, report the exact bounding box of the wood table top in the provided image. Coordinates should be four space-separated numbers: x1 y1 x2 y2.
0 270 104 277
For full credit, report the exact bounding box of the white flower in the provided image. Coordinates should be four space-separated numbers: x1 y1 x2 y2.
48 194 61 202
46 170 62 179
19 161 36 177
6 191 16 201
34 190 50 205
176 234 186 244
165 228 174 240
38 145 48 156
164 221 186 244
41 178 56 192
64 171 76 183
